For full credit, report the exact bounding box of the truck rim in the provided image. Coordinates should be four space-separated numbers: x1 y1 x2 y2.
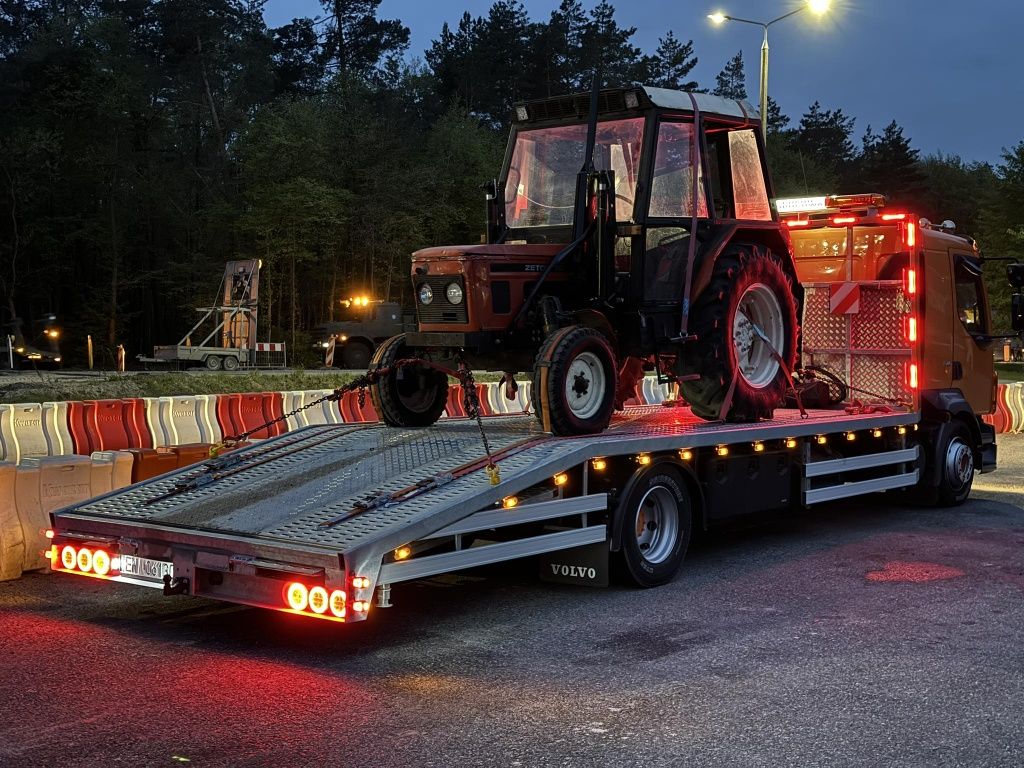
733 282 785 389
634 485 679 565
564 351 606 420
945 437 974 489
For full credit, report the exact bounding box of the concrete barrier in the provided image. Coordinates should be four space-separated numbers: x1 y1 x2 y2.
0 463 24 581
0 403 50 463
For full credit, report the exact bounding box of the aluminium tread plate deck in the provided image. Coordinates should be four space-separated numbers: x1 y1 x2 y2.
60 406 914 557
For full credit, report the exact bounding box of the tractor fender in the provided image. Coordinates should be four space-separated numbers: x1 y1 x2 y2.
571 309 617 347
690 222 797 300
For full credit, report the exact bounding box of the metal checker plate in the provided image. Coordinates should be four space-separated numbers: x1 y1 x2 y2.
63 406 915 558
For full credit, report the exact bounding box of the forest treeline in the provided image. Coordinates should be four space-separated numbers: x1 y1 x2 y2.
1 0 1022 364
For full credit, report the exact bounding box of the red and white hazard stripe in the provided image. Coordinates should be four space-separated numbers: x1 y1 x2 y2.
256 342 286 352
829 282 861 315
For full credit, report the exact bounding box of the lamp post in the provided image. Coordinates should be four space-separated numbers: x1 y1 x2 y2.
708 0 831 141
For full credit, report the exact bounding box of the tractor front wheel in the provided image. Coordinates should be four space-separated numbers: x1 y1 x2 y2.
679 244 799 422
369 334 448 428
532 326 618 435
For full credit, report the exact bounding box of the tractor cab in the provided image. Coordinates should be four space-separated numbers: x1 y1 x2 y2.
372 86 801 435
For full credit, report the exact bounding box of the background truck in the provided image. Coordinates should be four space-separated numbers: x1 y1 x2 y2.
369 85 802 435
46 194 1021 625
312 298 416 369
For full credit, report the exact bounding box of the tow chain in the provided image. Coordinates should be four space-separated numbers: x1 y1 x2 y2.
207 359 501 482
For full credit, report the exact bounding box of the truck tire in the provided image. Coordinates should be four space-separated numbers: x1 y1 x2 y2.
680 244 798 422
341 340 372 370
222 355 239 371
532 326 617 435
935 421 975 506
204 355 222 371
369 334 448 428
613 461 692 587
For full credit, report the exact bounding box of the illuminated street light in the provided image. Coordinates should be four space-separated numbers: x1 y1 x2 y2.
707 1 833 140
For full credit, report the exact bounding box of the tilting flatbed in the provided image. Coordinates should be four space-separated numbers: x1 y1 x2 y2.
49 404 927 623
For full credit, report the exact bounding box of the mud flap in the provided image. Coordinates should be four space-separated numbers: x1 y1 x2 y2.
538 541 609 587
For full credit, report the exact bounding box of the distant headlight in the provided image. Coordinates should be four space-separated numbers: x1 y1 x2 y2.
321 341 330 348
418 284 434 305
446 282 464 305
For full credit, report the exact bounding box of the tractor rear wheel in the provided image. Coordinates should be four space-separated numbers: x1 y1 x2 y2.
679 244 798 422
532 326 617 435
369 334 448 428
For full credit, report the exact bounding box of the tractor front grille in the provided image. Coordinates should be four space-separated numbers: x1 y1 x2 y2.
415 276 468 324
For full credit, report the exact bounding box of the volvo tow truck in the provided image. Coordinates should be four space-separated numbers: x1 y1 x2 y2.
45 192 1022 625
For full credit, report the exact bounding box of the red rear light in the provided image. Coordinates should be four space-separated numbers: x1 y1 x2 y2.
285 582 309 611
308 586 329 615
908 363 919 390
60 545 77 570
906 316 918 343
76 548 93 573
881 213 907 221
904 268 917 295
832 216 857 225
906 221 917 248
92 550 112 577
785 219 811 228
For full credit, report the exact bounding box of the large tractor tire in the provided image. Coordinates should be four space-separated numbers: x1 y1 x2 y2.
532 326 618 435
679 244 799 422
369 334 448 428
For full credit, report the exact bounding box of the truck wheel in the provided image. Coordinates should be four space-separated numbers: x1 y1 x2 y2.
341 340 372 370
222 355 239 371
532 326 617 435
369 334 448 428
205 356 222 371
680 244 798 422
935 421 975 506
613 462 692 587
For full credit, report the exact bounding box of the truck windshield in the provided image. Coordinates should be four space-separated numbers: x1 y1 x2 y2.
504 118 644 228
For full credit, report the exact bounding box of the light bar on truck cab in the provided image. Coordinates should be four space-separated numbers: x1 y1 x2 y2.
826 193 886 209
774 196 828 214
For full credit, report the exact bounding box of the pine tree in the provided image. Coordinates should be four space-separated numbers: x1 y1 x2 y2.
791 101 856 177
581 0 645 87
712 50 746 100
645 31 698 91
318 0 410 80
766 96 789 134
857 120 924 203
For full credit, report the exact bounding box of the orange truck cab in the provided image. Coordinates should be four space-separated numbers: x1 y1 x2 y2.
780 193 999 503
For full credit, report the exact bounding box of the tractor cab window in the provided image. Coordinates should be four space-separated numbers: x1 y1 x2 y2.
649 121 708 219
504 118 643 228
728 130 772 220
955 257 988 335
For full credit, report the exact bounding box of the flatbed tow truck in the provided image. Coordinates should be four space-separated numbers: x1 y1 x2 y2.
46 166 1022 623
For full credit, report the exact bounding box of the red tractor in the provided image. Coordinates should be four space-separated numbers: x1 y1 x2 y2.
369 86 802 435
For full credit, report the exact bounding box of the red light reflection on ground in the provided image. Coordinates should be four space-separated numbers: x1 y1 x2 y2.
865 561 966 583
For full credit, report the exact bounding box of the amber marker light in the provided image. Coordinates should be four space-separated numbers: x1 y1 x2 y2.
502 496 519 509
872 429 883 438
897 426 907 436
592 458 608 471
394 546 412 561
553 472 569 486
753 442 765 453
352 600 369 613
308 586 329 615
636 454 652 466
351 576 370 590
679 449 693 461
715 446 729 457
846 432 856 442
785 438 798 449
816 435 828 445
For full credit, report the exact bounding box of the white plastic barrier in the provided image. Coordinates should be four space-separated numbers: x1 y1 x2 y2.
0 463 24 581
42 401 74 456
89 451 134 496
286 389 342 427
15 456 93 572
196 394 222 443
281 391 308 430
0 403 50 463
485 381 531 415
156 396 205 446
641 378 672 405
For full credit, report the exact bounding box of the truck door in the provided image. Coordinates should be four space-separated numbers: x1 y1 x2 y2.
921 246 955 390
951 254 996 413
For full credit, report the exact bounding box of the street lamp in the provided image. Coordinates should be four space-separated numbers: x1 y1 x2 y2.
708 1 831 141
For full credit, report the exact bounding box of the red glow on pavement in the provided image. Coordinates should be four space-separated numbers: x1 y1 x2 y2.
865 561 966 583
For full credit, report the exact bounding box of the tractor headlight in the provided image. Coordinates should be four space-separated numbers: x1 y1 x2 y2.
418 284 434 305
445 282 464 305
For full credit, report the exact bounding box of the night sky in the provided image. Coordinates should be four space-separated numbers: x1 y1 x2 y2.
263 0 1024 165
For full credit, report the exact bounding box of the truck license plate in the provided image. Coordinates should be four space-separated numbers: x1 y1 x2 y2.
118 555 173 583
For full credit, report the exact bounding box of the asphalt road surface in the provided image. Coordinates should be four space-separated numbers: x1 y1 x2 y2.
3 437 1024 767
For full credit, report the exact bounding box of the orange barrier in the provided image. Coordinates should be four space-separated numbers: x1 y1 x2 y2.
67 400 92 454
126 448 180 483
338 390 378 423
216 392 286 440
